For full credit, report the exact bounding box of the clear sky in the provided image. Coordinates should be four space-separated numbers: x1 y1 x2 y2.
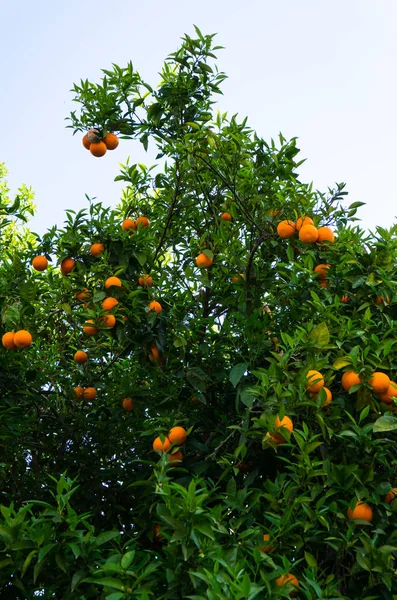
1 0 396 234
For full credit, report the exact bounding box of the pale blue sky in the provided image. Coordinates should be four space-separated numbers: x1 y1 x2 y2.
1 0 396 234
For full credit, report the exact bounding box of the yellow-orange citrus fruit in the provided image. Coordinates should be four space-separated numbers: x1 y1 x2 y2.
341 295 350 303
60 258 75 275
299 224 318 243
232 273 245 283
167 450 183 463
169 426 187 445
153 436 171 453
311 386 332 406
149 344 160 363
102 297 119 311
379 382 397 403
135 216 150 229
317 226 335 243
306 370 324 393
259 533 275 553
103 132 119 150
90 243 105 257
275 573 299 596
82 134 91 149
369 372 390 394
220 212 232 221
296 216 314 230
14 330 33 348
277 220 296 238
90 141 107 157
2 332 16 350
138 274 153 287
100 314 116 328
319 281 328 288
347 501 373 522
196 253 213 268
84 387 97 401
148 301 162 314
275 415 293 433
86 129 100 143
314 264 331 280
268 209 280 217
105 276 122 289
375 295 390 306
74 386 84 399
122 218 136 232
122 397 134 411
74 351 88 364
265 431 284 446
84 320 99 336
341 371 362 392
384 488 397 503
75 288 91 301
32 256 48 271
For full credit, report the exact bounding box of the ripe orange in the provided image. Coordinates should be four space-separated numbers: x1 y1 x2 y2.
75 288 91 301
149 344 160 363
84 320 99 336
148 301 162 314
379 382 397 403
375 295 390 306
169 426 187 445
311 386 332 406
265 431 284 446
341 370 362 392
196 253 213 268
84 387 97 401
60 258 75 275
167 450 183 463
122 397 134 411
153 436 171 453
2 332 16 350
369 372 390 394
275 573 299 596
296 216 314 230
220 212 232 221
341 295 350 303
317 226 335 243
74 350 88 364
232 273 245 283
299 224 318 243
259 533 275 553
103 132 119 150
138 274 153 288
74 386 84 399
384 488 397 504
347 501 373 522
100 314 116 327
102 297 119 311
90 243 105 257
105 276 122 289
314 264 331 280
319 281 328 288
82 134 91 150
14 330 33 348
277 220 296 238
32 256 48 271
306 370 325 393
86 129 100 143
90 141 107 157
122 218 136 232
135 216 150 229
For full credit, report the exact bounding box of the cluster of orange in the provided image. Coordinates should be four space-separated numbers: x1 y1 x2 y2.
122 216 150 232
2 330 33 350
73 386 97 400
152 426 187 464
82 129 119 158
277 216 335 244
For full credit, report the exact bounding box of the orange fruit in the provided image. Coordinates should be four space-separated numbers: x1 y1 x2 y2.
296 216 314 230
100 314 116 327
84 387 97 401
82 134 91 150
232 273 245 283
84 320 99 336
379 382 397 403
148 301 162 314
122 218 136 232
60 258 75 275
268 209 280 217
167 450 183 463
369 372 390 394
90 141 107 157
196 253 213 268
317 226 335 243
169 426 187 445
220 212 232 221
311 386 332 406
122 397 134 411
138 274 153 288
135 216 150 229
74 350 88 364
103 132 119 150
277 220 296 238
105 276 122 289
153 524 163 541
75 288 91 301
14 330 33 348
32 256 48 271
265 431 284 446
275 415 293 433
259 533 275 553
341 370 362 392
102 297 119 311
299 224 318 243
74 386 84 399
2 332 16 350
375 295 390 306
149 344 160 363
341 295 350 303
314 264 331 280
86 129 100 143
306 370 325 393
153 436 171 453
275 573 299 596
90 243 105 257
319 281 328 288
347 501 373 522
384 488 397 504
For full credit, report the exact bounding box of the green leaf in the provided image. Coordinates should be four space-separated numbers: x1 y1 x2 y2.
373 416 397 433
83 577 125 590
121 551 135 570
333 357 352 369
95 530 120 547
305 551 318 570
194 522 215 540
21 550 37 577
230 363 248 387
308 322 330 346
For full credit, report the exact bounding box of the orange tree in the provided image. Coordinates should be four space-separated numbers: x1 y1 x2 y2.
1 27 397 599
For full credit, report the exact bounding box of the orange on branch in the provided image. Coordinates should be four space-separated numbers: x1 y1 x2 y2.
196 253 213 268
384 489 397 504
122 397 134 411
296 216 314 230
14 330 33 348
100 314 116 327
169 426 187 445
103 132 119 150
299 224 318 243
138 274 153 287
122 218 136 232
84 387 97 401
379 382 397 403
90 141 107 157
74 351 88 364
375 295 390 306
369 372 390 394
220 212 232 221
341 371 362 392
102 297 119 311
306 370 324 393
314 264 331 280
152 436 171 453
2 332 16 350
90 243 105 257
347 501 373 522
148 301 162 314
277 220 296 238
317 226 335 243
167 450 183 463
84 320 99 336
105 276 122 289
135 216 150 229
311 386 332 406
275 573 299 596
32 256 48 271
74 386 84 399
75 288 91 301
60 258 75 275
82 134 91 149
